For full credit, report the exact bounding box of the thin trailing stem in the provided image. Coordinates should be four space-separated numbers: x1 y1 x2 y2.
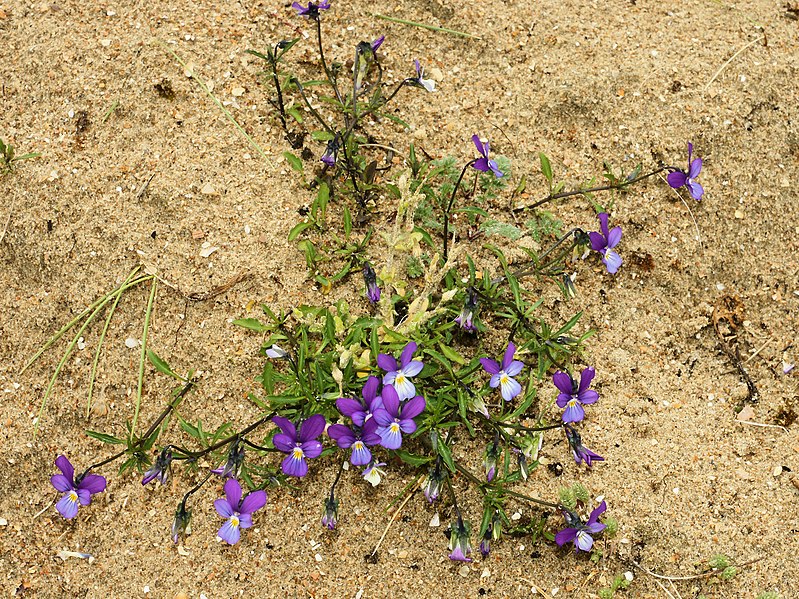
443 159 478 261
131 277 158 442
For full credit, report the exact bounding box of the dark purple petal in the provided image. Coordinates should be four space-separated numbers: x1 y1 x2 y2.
501 343 516 370
336 398 365 420
377 353 398 372
362 429 383 446
578 367 595 394
362 376 380 402
480 357 500 375
597 212 610 238
272 416 296 441
381 384 400 416
399 418 417 434
472 157 490 172
215 497 234 518
239 490 267 515
328 424 356 448
301 440 323 459
76 488 92 506
556 393 573 408
273 433 296 453
51 474 72 493
372 407 394 427
588 231 607 251
553 371 574 394
78 473 106 495
587 501 607 525
472 134 488 158
55 455 75 483
579 389 599 405
399 342 418 367
282 453 308 477
299 414 326 443
401 395 426 419
371 35 385 52
687 141 694 163
667 171 687 189
224 478 242 509
555 527 578 546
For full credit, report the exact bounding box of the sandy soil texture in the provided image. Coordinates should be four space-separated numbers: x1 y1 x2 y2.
1 0 798 597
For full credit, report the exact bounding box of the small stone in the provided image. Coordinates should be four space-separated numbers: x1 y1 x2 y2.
458 565 470 577
736 405 755 421
772 465 783 477
314 553 322 562
0 518 7 526
232 86 245 97
125 337 139 348
429 512 440 527
100 39 112 47
200 182 216 195
397 550 408 559
175 593 189 599
481 568 490 579
199 246 218 258
192 229 205 240
734 209 744 219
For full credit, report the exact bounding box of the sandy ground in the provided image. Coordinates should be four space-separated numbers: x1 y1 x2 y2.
1 0 799 597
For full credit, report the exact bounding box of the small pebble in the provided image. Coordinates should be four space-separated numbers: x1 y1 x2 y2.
125 337 139 348
458 565 470 577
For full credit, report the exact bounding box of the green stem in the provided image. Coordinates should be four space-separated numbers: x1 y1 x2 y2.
131 277 158 442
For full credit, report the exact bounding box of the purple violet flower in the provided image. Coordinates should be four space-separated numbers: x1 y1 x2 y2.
480 342 524 401
667 142 704 200
142 447 173 486
455 288 479 333
372 385 426 449
448 517 473 562
50 455 107 519
422 463 445 503
483 439 501 482
555 501 607 553
291 0 330 19
411 59 436 92
553 367 599 423
321 134 340 167
471 135 504 178
563 424 604 467
377 341 424 400
214 478 267 545
363 262 381 303
588 213 623 274
327 418 382 466
272 414 326 477
336 376 383 427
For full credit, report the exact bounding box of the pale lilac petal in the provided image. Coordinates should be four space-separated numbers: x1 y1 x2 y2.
56 493 79 519
504 360 524 377
350 442 372 466
575 530 594 552
399 419 417 434
399 342 418 366
78 474 106 495
272 416 296 440
553 371 574 394
449 547 472 562
500 376 522 401
561 401 585 423
224 478 242 509
299 414 326 443
586 521 606 534
555 527 577 547
218 519 240 544
76 488 92 506
402 360 424 377
377 353 398 372
489 373 502 388
401 395 426 420
239 490 267 515
238 513 253 529
301 440 323 459
215 497 234 518
687 181 704 200
606 226 622 249
55 455 75 481
392 376 416 400
282 454 308 477
667 171 687 189
688 157 702 180
480 358 500 375
51 474 72 493
377 425 401 449
602 249 622 274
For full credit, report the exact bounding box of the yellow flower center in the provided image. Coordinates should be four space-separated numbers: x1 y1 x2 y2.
395 373 407 386
292 447 304 460
500 374 509 385
68 490 78 502
230 515 240 529
390 423 400 433
353 441 364 450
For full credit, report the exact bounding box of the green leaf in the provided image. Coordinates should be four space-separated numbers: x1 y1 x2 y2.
342 205 352 238
283 151 304 173
286 106 304 124
288 220 313 242
311 130 334 141
147 349 178 379
480 219 523 240
312 182 329 223
85 430 126 445
395 449 433 467
233 317 269 332
436 440 456 473
438 342 466 365
539 152 553 184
